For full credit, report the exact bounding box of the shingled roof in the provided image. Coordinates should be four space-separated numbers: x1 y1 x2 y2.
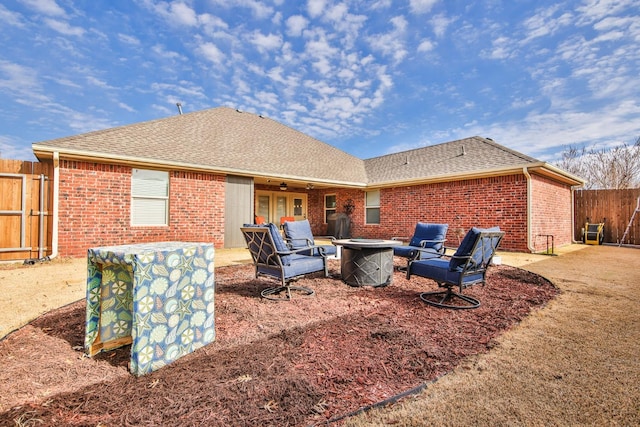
363 136 541 185
32 107 367 186
32 106 582 187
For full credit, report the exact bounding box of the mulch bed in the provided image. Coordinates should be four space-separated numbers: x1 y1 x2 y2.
0 260 557 426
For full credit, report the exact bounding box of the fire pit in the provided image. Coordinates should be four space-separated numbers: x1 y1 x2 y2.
332 239 402 287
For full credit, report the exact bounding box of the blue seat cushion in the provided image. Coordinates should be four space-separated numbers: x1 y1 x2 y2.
283 254 326 278
267 223 292 264
256 254 325 279
409 223 448 250
411 258 484 286
284 220 337 256
283 220 313 248
450 226 500 271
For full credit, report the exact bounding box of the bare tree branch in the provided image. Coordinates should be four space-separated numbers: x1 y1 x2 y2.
554 137 640 189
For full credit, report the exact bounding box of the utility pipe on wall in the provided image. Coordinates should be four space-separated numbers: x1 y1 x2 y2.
522 167 535 253
571 185 582 244
49 152 60 259
38 174 45 259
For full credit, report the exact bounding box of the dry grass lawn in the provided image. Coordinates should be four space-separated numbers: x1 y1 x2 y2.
346 245 639 426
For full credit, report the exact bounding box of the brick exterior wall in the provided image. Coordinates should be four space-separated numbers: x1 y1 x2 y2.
529 173 574 251
54 162 573 256
312 174 574 253
57 161 225 257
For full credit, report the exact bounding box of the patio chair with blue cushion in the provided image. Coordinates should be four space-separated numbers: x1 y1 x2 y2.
393 223 449 267
406 227 504 309
282 219 337 257
241 223 329 301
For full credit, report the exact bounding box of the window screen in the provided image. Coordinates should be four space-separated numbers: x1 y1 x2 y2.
131 169 169 226
365 190 380 224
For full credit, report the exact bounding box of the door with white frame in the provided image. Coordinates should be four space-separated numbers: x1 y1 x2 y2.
255 190 307 224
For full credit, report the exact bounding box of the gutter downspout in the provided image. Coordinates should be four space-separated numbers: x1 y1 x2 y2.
49 151 60 259
523 167 535 253
571 185 581 243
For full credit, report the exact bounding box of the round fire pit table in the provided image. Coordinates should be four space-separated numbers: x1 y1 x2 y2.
332 239 403 287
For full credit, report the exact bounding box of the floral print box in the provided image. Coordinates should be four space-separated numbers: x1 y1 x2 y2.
85 242 215 376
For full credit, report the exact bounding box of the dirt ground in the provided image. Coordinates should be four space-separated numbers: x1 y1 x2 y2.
0 245 638 426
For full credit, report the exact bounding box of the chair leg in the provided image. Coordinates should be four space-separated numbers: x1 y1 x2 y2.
419 287 480 309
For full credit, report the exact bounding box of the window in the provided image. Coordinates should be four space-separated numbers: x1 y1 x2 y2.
325 194 336 223
365 190 380 224
131 169 169 226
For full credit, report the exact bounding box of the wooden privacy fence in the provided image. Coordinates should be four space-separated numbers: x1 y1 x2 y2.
0 159 53 262
574 188 640 246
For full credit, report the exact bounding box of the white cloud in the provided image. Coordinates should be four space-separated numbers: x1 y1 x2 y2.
0 135 37 160
593 15 635 31
286 14 308 37
409 0 439 15
575 0 631 25
0 61 48 103
304 79 337 97
430 13 454 38
197 42 225 64
152 44 185 61
255 90 279 106
592 30 625 42
305 31 338 58
266 66 285 84
169 2 198 26
198 13 229 32
367 16 408 64
20 0 65 16
44 18 85 36
249 31 282 52
522 6 573 43
307 0 327 18
118 33 140 46
483 36 516 60
0 4 26 27
370 0 392 9
86 76 113 89
150 81 207 99
117 102 136 113
149 0 198 27
446 99 640 161
232 74 251 95
417 39 435 52
48 77 81 88
209 0 273 19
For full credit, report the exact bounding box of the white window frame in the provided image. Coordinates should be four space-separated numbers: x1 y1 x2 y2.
365 190 380 225
131 169 169 226
324 194 337 223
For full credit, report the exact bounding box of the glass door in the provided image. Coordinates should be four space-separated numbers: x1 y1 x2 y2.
255 191 307 224
256 194 270 223
292 196 306 221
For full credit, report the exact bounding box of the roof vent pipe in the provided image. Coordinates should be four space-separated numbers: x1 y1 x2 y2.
461 146 466 156
176 103 183 115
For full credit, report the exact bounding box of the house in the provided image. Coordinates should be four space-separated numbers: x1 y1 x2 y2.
31 106 583 257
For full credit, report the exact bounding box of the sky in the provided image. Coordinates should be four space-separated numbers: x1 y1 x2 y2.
0 0 639 163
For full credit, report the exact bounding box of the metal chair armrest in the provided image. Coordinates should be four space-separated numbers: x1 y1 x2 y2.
418 238 447 247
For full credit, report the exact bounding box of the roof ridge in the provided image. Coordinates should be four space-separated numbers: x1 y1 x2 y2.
476 136 539 163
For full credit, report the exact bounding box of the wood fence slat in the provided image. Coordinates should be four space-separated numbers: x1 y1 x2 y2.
0 159 53 261
574 188 640 245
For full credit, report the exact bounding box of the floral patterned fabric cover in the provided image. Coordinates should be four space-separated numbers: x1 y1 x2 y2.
85 242 215 376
